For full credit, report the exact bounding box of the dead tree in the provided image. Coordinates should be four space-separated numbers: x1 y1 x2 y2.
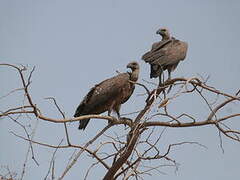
1 63 240 180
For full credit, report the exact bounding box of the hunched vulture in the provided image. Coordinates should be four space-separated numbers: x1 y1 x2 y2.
142 28 188 85
74 61 139 130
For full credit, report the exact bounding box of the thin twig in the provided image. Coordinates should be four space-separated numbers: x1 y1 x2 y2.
44 139 63 180
58 124 112 180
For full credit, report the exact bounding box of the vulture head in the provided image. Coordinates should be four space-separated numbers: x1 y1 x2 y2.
127 61 139 82
156 28 170 40
127 61 139 70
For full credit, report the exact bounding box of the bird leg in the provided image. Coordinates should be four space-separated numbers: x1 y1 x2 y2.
167 69 173 93
159 73 167 98
114 104 121 120
107 109 113 125
167 69 171 81
158 74 162 87
116 111 121 119
107 110 111 116
108 103 121 125
158 66 165 87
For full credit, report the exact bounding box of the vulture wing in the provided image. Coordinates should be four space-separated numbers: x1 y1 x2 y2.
74 73 134 130
142 38 187 66
151 39 188 66
142 39 172 62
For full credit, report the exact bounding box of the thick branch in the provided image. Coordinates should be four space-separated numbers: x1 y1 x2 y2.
103 128 141 180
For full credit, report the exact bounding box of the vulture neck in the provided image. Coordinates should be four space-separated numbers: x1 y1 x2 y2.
162 35 171 41
130 69 139 82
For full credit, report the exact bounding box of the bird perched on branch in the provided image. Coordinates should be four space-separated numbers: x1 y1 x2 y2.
142 28 188 85
74 61 139 130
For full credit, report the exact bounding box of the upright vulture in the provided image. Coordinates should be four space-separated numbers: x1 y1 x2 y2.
74 61 139 130
142 28 188 85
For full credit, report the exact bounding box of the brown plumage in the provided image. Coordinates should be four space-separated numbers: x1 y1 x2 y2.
142 28 188 84
74 61 139 130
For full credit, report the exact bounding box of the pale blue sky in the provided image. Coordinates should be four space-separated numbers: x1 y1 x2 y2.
1 0 240 179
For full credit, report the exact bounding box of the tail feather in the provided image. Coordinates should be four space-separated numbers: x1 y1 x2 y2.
150 65 161 78
74 103 90 130
78 118 90 130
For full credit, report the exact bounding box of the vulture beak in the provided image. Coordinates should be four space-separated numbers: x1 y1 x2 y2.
156 29 161 35
127 63 132 69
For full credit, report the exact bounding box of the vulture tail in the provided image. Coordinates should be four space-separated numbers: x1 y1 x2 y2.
74 103 90 130
74 88 96 130
150 65 161 78
78 118 90 130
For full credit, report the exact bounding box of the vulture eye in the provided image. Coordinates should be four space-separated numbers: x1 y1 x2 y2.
162 29 166 32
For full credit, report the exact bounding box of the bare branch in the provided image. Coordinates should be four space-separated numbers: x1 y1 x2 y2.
44 97 71 145
44 139 63 180
58 124 112 180
2 63 240 179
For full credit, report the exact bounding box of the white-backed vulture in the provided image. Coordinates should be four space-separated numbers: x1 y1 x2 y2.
142 28 188 85
74 61 139 130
